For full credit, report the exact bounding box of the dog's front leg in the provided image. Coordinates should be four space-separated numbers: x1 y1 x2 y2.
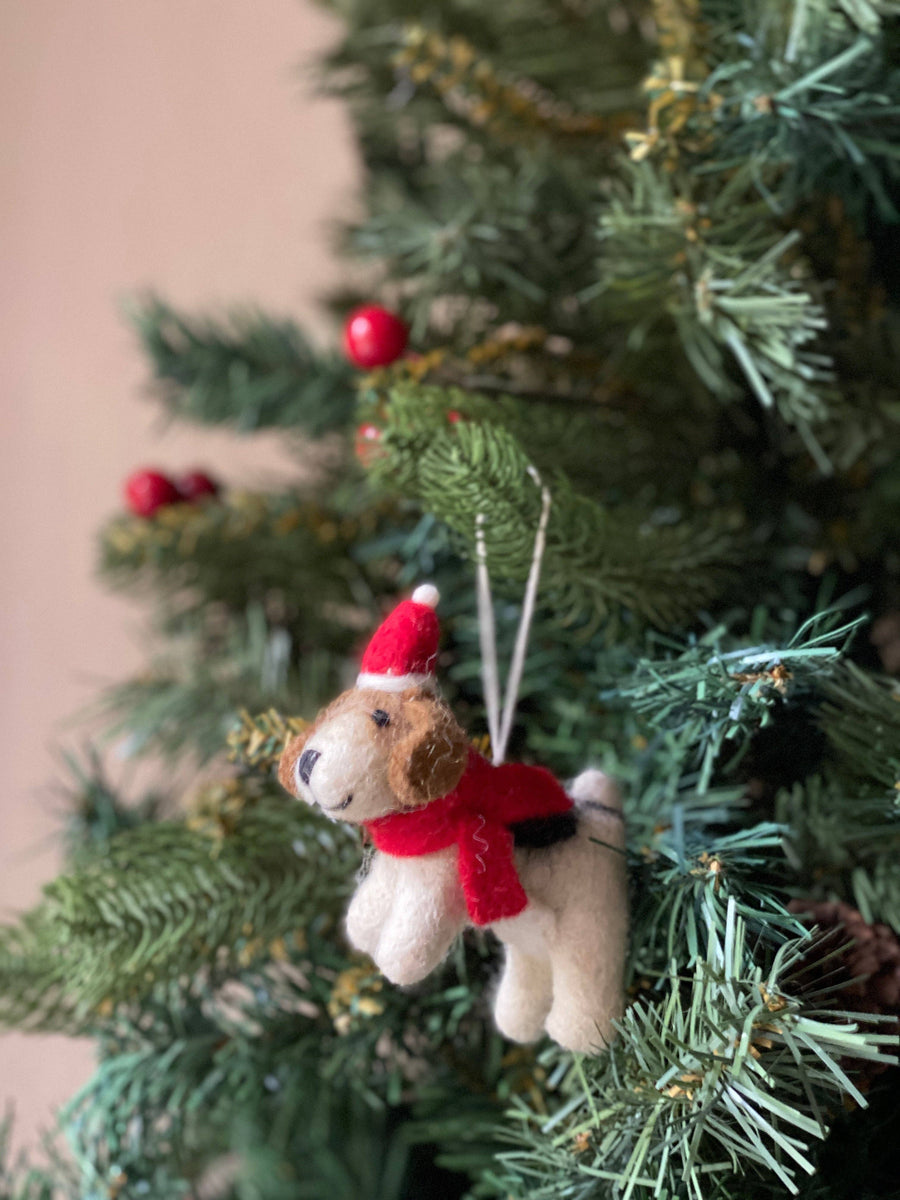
345 852 399 959
371 848 467 986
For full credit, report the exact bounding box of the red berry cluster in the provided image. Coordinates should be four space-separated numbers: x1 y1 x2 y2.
124 469 220 517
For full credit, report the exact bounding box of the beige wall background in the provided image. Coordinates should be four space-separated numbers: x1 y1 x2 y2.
0 0 356 1152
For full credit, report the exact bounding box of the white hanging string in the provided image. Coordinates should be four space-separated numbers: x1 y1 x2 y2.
475 467 552 766
495 468 552 763
475 512 502 754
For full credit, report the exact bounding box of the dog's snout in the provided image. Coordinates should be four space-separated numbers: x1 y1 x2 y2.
297 748 321 786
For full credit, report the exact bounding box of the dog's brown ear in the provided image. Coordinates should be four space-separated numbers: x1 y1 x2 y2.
278 726 314 798
387 693 469 808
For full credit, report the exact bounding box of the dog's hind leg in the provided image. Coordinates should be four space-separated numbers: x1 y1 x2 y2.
493 945 553 1042
491 905 554 1043
543 770 627 1052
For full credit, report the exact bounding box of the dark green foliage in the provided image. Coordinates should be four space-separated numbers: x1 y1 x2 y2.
26 784 358 1016
629 802 800 974
489 913 896 1199
99 492 367 632
369 385 746 628
59 930 508 1200
352 153 601 337
616 613 860 793
91 608 338 764
54 747 165 860
595 163 840 466
131 297 355 435
783 1069 900 1200
319 0 650 107
317 0 649 175
701 0 900 221
778 774 900 928
818 661 900 790
320 1 649 342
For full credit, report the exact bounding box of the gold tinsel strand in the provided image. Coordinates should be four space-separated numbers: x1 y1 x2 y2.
367 324 621 409
186 777 260 845
730 663 793 695
102 493 361 565
394 26 637 140
226 708 311 772
625 0 717 163
365 326 552 391
327 963 386 1034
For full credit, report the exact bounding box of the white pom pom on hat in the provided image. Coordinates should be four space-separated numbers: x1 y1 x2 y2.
411 583 439 608
357 583 441 692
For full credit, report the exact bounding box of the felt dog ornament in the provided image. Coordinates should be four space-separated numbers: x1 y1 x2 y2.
278 585 627 1052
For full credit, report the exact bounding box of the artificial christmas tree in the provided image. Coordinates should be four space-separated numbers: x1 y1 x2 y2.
2 1 900 1197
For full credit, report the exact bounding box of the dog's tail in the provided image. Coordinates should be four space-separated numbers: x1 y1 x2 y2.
568 768 624 824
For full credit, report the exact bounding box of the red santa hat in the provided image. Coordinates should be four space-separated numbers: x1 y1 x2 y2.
357 584 441 692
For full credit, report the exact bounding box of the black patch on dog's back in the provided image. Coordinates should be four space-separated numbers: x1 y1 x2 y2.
510 809 578 849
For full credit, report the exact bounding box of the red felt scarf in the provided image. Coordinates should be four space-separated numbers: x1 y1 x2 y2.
364 749 573 925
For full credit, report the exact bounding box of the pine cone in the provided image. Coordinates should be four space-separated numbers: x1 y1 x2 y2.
789 899 900 1084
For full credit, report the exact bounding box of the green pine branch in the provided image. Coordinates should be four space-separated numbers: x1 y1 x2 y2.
369 384 747 629
702 3 900 221
318 0 649 144
595 160 840 468
630 817 801 976
778 773 900 927
92 607 341 765
493 907 896 1199
349 153 598 338
616 612 861 794
0 910 85 1035
390 24 642 148
130 297 355 435
99 489 372 635
53 746 165 862
818 661 900 792
0 784 359 1025
773 663 900 926
368 372 719 506
59 929 505 1200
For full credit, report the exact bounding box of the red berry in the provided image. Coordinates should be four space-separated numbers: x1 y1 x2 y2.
177 470 220 502
447 410 463 424
343 305 408 369
354 422 385 468
124 469 181 517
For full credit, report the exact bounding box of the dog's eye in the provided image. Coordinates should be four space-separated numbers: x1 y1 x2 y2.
371 709 391 728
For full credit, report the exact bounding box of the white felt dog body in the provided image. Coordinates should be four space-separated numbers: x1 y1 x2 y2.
347 768 626 1050
279 681 627 1052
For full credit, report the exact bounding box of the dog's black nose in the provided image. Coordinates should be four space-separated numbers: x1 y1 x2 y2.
297 748 321 786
